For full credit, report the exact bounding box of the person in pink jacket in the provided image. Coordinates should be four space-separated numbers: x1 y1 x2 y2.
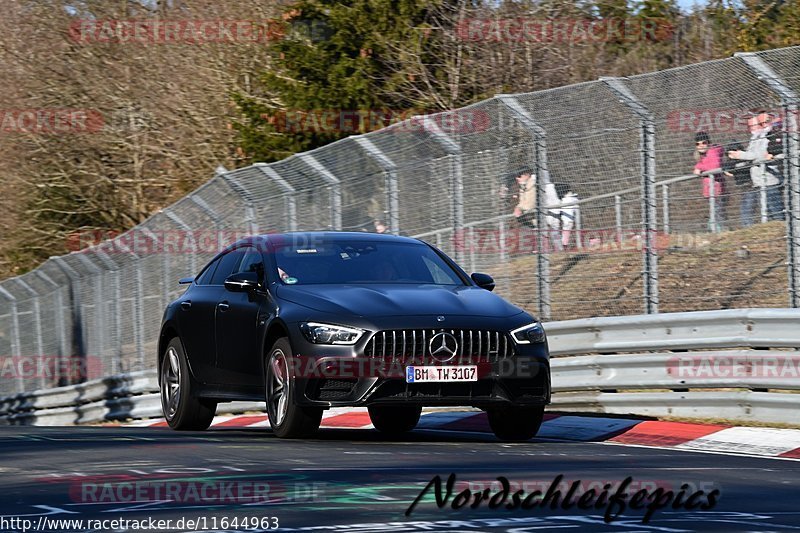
693 132 728 232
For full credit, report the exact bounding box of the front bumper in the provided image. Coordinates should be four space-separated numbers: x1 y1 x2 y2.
286 322 551 408
301 361 551 408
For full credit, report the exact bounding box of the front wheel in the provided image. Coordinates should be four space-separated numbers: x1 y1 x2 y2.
487 405 545 442
265 338 322 438
160 338 216 430
368 405 422 435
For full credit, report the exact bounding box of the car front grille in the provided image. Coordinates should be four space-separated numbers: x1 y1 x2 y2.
363 329 514 362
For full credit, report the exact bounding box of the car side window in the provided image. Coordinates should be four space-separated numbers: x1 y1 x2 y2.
210 249 245 285
236 247 265 280
195 258 220 286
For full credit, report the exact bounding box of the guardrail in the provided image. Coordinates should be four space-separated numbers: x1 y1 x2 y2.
1 308 798 426
545 308 800 356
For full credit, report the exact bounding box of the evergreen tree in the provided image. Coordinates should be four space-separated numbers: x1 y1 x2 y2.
233 0 439 163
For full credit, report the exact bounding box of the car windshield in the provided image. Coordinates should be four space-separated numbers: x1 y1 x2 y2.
273 240 465 285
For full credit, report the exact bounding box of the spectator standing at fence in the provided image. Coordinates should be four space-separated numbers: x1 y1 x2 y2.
546 182 580 249
512 167 537 229
373 219 388 234
510 167 580 250
723 141 752 207
693 132 727 232
728 113 784 226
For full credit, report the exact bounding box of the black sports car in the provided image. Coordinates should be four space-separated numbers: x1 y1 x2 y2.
158 232 550 440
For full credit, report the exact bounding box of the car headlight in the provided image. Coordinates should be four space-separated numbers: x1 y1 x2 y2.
299 322 365 345
510 322 546 344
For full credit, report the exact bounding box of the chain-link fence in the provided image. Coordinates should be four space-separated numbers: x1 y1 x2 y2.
1 47 799 396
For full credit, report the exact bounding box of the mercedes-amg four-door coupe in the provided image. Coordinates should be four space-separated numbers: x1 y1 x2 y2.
158 232 550 440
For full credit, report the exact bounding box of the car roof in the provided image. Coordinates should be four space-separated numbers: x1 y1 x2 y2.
228 231 423 250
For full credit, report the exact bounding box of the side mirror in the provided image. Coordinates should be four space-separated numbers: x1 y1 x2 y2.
224 271 261 293
471 272 495 292
178 277 194 285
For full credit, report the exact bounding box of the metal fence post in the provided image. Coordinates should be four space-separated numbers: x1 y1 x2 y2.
111 240 146 370
421 115 464 263
35 270 66 361
662 184 670 234
498 217 508 263
353 136 400 235
738 53 800 308
255 164 299 232
14 280 44 389
0 285 23 393
53 257 82 384
189 191 224 255
220 172 259 235
708 172 718 232
496 95 551 320
74 254 104 371
92 247 121 374
601 77 659 314
164 211 197 281
300 154 342 230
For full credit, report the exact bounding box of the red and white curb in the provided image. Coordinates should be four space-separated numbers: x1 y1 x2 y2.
125 408 800 459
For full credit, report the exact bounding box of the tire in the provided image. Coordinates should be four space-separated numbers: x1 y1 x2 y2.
265 338 322 438
368 405 422 435
487 405 545 442
160 338 216 430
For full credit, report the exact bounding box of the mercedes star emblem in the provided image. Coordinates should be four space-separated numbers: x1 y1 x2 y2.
429 332 459 362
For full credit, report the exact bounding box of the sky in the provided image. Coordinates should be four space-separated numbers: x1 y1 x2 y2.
676 0 703 12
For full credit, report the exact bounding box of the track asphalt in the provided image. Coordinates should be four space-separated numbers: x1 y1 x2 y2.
1 410 799 532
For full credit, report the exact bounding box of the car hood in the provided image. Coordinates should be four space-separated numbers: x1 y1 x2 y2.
276 284 523 318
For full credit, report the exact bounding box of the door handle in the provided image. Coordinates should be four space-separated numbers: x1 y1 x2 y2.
217 302 230 312
180 301 192 310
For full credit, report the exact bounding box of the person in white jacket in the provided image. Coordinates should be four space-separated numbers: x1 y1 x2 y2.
507 167 580 250
544 182 579 250
728 113 784 226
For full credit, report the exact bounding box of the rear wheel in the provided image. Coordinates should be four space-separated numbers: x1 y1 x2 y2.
265 338 322 438
368 405 422 435
487 405 545 442
160 338 216 430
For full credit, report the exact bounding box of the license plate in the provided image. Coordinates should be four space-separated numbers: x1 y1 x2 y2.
405 365 477 383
